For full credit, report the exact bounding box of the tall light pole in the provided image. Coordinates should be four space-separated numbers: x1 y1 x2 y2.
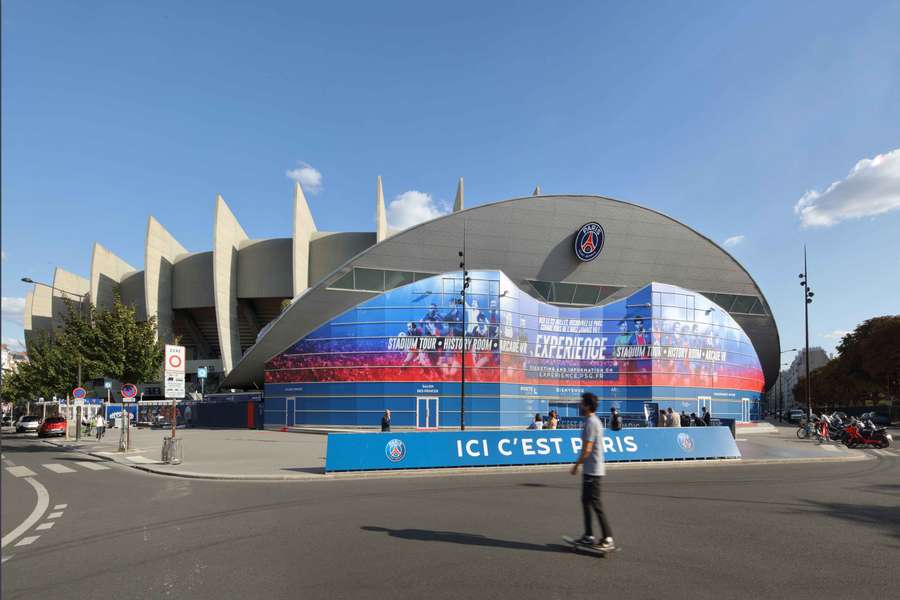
798 247 814 420
22 277 89 439
457 221 470 431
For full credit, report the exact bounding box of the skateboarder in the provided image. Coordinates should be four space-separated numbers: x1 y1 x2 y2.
570 392 615 550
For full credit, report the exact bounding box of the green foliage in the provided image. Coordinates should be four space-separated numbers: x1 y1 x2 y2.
793 315 900 410
7 292 165 401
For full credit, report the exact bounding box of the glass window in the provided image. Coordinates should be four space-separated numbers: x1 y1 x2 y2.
414 272 435 282
529 280 552 301
552 283 577 304
330 271 354 290
572 285 600 305
731 295 756 314
354 268 384 291
384 270 414 290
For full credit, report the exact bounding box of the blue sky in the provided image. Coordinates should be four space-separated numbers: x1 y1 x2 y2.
2 0 899 363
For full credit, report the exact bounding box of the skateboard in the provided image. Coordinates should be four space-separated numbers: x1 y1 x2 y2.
562 536 619 557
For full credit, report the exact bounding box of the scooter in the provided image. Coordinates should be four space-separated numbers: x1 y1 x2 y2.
842 420 892 449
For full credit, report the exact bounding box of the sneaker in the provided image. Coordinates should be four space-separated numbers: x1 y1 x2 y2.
577 535 596 546
598 537 615 550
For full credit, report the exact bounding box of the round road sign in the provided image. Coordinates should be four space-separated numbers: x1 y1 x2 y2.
121 383 138 399
167 354 183 369
72 387 87 399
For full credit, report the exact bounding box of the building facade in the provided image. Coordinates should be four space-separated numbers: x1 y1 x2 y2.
23 182 780 422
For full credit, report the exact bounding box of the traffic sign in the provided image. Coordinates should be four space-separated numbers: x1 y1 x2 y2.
104 381 112 389
72 387 87 399
165 372 185 398
121 383 138 398
165 344 186 373
197 367 208 379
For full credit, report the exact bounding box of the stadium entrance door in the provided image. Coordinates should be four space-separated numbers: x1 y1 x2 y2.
416 397 439 430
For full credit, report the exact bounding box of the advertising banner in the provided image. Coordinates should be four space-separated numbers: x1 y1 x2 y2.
325 426 741 472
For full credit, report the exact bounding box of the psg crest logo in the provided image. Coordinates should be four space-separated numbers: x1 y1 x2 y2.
677 433 695 452
385 439 407 462
574 222 605 262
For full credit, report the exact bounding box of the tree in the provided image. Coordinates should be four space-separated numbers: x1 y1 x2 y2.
92 292 165 385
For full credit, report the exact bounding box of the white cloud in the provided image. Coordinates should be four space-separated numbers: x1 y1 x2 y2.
823 329 850 341
722 235 745 248
285 161 323 194
386 190 449 231
1 297 26 326
794 148 900 228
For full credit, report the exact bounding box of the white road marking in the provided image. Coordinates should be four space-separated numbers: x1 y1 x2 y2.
819 445 839 452
43 463 77 474
734 438 748 441
1 477 50 549
14 536 40 547
872 449 891 457
1 555 11 563
36 522 55 531
125 455 159 464
75 461 110 471
53 504 67 510
47 511 64 519
5 466 37 478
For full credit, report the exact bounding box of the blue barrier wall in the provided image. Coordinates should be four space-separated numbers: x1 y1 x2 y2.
325 426 740 472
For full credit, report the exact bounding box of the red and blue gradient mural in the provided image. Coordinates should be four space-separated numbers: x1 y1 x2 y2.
264 271 765 427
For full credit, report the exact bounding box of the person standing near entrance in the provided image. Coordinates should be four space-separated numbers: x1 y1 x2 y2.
381 409 391 432
703 407 712 426
94 413 106 440
570 392 615 550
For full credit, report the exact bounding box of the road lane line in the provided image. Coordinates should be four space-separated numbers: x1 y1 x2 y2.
47 511 64 519
5 466 37 478
43 463 77 473
1 477 50 549
35 522 55 531
53 504 67 510
14 536 40 547
75 461 110 471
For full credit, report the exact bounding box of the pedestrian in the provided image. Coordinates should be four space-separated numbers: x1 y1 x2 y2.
658 409 668 428
690 412 703 426
703 407 711 426
609 407 623 431
668 407 681 427
570 392 615 550
547 410 559 430
94 413 105 440
381 409 391 432
681 411 690 427
528 414 544 430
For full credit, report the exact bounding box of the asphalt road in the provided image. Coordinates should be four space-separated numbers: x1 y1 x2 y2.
2 434 899 599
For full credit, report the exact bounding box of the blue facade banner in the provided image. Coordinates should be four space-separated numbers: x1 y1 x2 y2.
325 426 740 472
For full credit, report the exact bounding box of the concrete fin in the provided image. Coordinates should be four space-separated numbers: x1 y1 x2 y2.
51 267 89 329
145 216 188 342
90 242 136 313
454 177 464 212
533 185 542 196
376 176 388 242
293 181 317 297
213 194 250 374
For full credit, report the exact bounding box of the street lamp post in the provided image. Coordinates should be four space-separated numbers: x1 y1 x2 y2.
798 248 814 421
457 222 470 431
22 277 89 440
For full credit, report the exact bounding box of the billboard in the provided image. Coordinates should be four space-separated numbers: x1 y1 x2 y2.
265 271 765 426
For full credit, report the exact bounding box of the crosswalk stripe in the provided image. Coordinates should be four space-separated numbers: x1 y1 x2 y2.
819 445 839 452
872 449 891 457
35 522 55 531
53 504 67 510
5 466 36 478
125 455 158 464
47 511 63 519
14 536 39 547
43 463 77 474
75 461 110 471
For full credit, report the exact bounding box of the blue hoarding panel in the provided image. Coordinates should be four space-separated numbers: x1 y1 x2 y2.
325 426 740 472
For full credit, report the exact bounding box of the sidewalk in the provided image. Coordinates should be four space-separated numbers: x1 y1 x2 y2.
43 427 327 480
36 423 874 481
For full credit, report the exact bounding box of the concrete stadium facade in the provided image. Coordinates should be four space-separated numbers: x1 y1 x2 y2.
23 182 779 417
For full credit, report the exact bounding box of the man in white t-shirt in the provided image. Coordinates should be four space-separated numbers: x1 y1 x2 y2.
570 392 614 550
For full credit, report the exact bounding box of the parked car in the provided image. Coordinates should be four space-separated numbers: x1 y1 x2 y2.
1 414 13 427
15 415 41 433
788 409 806 423
38 416 67 437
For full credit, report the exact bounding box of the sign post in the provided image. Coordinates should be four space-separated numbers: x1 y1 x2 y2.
72 387 87 441
197 366 207 398
120 383 138 451
162 345 186 465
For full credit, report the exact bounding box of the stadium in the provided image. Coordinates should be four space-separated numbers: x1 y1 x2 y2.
23 180 779 427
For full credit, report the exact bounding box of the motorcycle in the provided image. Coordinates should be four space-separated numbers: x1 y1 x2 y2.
842 419 892 449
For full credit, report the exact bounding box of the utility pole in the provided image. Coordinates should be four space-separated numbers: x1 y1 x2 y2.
799 246 814 420
458 220 469 431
